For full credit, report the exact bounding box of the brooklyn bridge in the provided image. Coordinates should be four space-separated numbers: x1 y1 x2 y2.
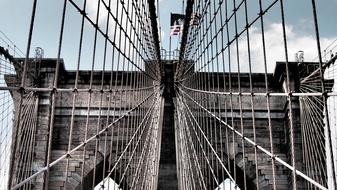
0 0 337 189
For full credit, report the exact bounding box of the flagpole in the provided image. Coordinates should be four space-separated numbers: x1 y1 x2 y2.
177 1 184 54
169 35 172 60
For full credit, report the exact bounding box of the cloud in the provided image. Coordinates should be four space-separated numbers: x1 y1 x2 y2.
85 1 147 71
86 0 117 26
230 23 337 73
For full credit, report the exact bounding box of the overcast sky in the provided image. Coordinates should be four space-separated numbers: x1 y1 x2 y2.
0 0 337 71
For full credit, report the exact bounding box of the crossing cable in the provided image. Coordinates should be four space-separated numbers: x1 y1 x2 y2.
7 0 163 189
257 0 277 188
176 1 335 189
104 92 160 186
212 1 224 185
0 30 25 57
311 1 337 188
128 2 151 188
117 2 136 188
91 0 107 187
3 0 336 189
201 1 213 187
66 0 159 82
176 88 235 186
208 3 218 188
175 0 194 79
126 17 145 190
177 0 280 82
11 92 38 189
7 0 38 188
232 0 247 188
115 4 133 185
0 40 17 190
11 90 157 190
242 0 259 188
97 0 113 187
116 96 155 188
299 54 334 187
178 86 328 190
43 0 68 188
177 94 216 189
112 1 125 187
279 0 309 188
176 98 207 190
64 0 90 188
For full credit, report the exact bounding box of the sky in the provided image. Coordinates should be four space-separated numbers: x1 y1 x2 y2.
1 0 337 71
0 0 337 66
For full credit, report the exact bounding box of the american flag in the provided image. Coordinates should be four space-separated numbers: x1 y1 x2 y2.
170 25 183 36
170 13 185 36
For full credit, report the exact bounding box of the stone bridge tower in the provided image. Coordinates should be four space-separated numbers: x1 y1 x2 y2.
6 58 330 189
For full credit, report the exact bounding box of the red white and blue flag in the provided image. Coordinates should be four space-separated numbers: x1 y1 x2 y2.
170 13 185 36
